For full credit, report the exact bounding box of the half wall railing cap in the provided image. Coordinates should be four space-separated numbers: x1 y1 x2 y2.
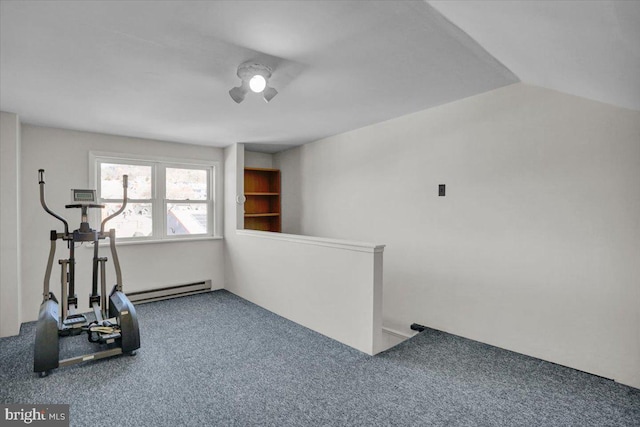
236 229 385 253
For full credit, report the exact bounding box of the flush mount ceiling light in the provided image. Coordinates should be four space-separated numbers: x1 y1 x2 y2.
229 62 278 104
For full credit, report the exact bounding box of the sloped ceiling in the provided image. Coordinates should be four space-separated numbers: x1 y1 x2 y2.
1 1 637 153
429 0 640 112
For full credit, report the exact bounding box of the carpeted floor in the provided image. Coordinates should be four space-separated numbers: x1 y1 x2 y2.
1 290 638 426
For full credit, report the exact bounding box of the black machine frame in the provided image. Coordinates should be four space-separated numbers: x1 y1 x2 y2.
34 169 140 376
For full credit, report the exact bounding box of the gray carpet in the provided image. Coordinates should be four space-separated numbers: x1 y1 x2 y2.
1 290 638 426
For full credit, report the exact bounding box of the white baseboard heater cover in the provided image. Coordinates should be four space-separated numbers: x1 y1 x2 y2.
126 280 212 304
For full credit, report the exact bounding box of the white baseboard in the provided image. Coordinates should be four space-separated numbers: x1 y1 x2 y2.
382 326 417 339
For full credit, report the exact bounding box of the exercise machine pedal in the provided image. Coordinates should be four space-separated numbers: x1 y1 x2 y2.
98 332 122 344
62 314 87 327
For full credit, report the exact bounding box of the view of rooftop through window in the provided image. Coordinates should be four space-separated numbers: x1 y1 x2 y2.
166 167 208 236
99 162 211 239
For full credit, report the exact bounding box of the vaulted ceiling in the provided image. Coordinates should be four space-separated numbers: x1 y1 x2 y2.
430 0 640 112
1 1 638 152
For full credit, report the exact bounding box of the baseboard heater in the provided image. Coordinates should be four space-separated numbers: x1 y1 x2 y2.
126 280 212 304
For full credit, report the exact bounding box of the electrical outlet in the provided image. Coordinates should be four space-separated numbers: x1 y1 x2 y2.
438 184 446 197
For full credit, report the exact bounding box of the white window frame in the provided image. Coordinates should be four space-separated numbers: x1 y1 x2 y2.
90 151 222 243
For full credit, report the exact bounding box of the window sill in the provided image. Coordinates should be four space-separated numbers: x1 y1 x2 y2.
85 235 223 248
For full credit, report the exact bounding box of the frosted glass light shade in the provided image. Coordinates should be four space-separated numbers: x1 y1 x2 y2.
249 75 266 93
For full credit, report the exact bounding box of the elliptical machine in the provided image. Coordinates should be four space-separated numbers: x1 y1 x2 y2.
34 169 140 377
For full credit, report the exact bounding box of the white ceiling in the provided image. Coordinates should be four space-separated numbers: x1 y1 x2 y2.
430 0 640 112
0 1 637 153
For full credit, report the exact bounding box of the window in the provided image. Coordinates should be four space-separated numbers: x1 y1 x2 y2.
92 153 219 241
100 162 153 238
165 167 208 236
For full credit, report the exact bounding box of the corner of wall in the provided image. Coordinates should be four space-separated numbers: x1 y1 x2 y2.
0 111 23 337
16 114 22 331
223 143 244 235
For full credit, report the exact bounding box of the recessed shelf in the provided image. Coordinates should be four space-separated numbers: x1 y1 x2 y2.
244 168 281 232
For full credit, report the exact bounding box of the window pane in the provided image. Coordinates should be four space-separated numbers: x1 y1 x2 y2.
166 168 207 200
167 203 208 235
101 203 152 238
101 163 152 199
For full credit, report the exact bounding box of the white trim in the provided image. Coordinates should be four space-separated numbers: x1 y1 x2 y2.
90 150 218 167
236 229 385 253
85 235 223 249
89 151 223 239
382 326 417 339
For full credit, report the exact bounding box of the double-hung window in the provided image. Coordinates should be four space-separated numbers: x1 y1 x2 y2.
92 153 218 241
165 166 209 236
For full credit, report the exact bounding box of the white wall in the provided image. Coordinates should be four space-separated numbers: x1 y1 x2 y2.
274 83 640 388
245 151 274 169
0 112 22 337
225 144 385 355
19 125 225 324
224 143 244 232
230 230 385 355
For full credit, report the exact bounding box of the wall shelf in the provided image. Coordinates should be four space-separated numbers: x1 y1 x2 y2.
244 168 281 232
245 213 280 218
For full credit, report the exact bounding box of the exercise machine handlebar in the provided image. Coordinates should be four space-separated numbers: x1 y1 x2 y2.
100 174 128 233
38 169 69 235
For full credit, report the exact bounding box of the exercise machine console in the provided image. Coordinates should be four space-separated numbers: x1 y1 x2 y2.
34 169 140 376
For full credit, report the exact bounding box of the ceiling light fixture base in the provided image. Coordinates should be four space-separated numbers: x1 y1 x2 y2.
229 62 278 104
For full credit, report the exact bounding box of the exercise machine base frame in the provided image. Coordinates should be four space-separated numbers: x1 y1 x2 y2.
34 287 140 377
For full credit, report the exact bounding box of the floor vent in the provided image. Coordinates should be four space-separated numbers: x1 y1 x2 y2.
127 280 212 304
